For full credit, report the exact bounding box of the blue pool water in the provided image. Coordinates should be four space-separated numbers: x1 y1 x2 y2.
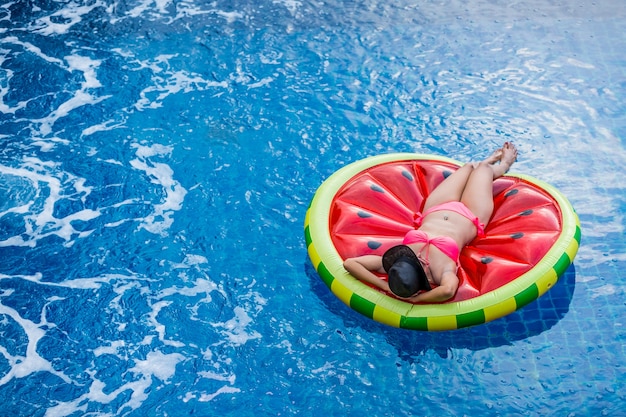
1 0 625 415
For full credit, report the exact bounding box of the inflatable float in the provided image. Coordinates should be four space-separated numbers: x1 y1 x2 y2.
304 153 581 331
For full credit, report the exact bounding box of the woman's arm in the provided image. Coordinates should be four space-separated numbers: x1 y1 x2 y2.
343 256 390 292
405 269 458 303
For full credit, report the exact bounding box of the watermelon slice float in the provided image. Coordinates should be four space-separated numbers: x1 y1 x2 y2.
305 154 581 331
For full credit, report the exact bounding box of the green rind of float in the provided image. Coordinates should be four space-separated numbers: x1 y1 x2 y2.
456 309 487 329
400 316 428 331
304 225 312 248
316 261 335 288
514 284 540 309
554 251 572 277
350 293 376 319
304 153 581 331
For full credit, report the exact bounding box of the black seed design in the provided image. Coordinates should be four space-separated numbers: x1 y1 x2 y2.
402 170 414 181
368 241 382 250
357 211 373 218
371 184 384 193
505 189 519 197
510 232 524 239
443 170 452 179
481 257 494 264
519 209 533 216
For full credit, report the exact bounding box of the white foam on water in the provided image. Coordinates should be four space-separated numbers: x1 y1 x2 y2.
141 273 265 405
148 300 185 348
0 160 101 247
92 340 126 357
31 1 106 36
36 55 111 136
1 36 111 138
181 254 209 265
44 350 185 417
130 143 187 236
197 385 241 402
198 370 236 384
211 306 262 346
0 54 26 114
2 2 274 414
216 10 243 23
0 263 265 414
121 0 243 24
134 67 229 110
0 37 62 114
126 0 172 18
81 120 126 137
0 273 43 283
0 272 146 294
248 77 275 89
130 350 184 382
158 277 216 298
0 300 73 387
273 0 303 15
1 36 65 66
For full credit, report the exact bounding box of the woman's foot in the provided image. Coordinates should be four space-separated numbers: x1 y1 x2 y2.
490 142 517 177
501 142 518 171
484 147 503 165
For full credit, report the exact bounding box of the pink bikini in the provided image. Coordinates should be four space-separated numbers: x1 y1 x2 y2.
402 201 486 264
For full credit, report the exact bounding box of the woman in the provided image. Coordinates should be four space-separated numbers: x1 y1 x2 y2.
343 142 518 303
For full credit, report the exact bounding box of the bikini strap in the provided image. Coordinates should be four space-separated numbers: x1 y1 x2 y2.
473 218 486 238
415 238 431 266
412 211 424 229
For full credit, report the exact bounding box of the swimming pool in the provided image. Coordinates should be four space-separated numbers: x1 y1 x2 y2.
0 0 624 415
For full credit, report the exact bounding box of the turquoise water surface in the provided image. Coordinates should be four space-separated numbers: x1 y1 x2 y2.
0 0 625 416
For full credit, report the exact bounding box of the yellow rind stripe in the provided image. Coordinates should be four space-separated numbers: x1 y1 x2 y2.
427 315 458 332
372 305 402 328
331 280 354 307
307 242 322 273
535 268 559 297
483 296 517 323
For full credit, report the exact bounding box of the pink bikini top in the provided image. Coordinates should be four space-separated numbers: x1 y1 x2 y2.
403 230 460 264
402 201 484 264
402 201 487 264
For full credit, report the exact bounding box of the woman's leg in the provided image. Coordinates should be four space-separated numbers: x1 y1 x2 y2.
461 142 518 225
424 148 503 211
423 162 474 211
